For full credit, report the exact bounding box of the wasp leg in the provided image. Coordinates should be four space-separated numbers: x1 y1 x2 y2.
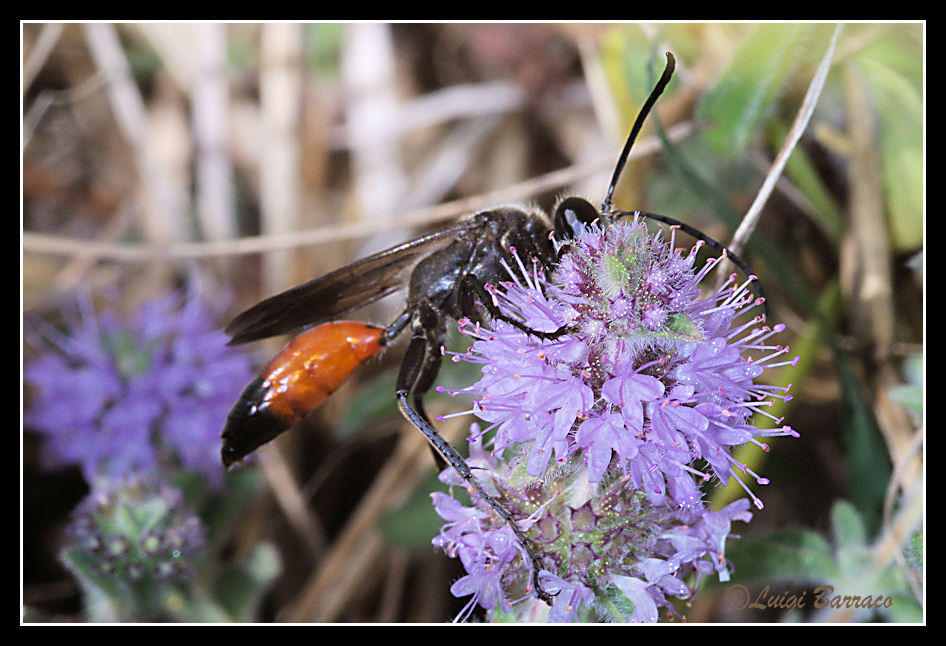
459 272 568 341
382 309 448 472
395 304 554 605
406 315 450 474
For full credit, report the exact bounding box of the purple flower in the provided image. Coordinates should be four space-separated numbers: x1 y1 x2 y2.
431 486 520 621
432 217 798 621
25 284 254 487
541 574 596 623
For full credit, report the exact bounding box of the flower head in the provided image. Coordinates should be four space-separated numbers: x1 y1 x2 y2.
62 475 206 582
432 216 798 621
25 284 254 487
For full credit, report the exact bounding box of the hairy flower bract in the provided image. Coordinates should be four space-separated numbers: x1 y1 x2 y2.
62 475 206 583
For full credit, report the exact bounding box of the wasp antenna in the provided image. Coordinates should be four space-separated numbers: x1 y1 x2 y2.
601 51 676 216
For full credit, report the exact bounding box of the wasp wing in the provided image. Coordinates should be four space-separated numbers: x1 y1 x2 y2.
226 218 481 345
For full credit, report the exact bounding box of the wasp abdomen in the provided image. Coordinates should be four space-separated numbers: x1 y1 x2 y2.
221 321 384 467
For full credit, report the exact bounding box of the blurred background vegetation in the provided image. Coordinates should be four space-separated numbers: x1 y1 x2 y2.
22 22 923 623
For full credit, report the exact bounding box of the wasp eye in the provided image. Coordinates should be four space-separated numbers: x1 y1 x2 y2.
554 197 600 239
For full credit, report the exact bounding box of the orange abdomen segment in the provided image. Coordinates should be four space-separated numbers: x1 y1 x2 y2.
221 321 384 467
260 321 385 421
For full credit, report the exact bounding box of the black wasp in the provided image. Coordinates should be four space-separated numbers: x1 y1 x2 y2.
221 52 763 605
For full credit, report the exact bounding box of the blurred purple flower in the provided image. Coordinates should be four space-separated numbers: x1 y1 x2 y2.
25 284 253 487
432 216 798 621
63 474 206 582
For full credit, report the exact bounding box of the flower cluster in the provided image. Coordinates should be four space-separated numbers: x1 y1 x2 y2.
24 285 254 487
62 475 206 582
432 216 798 622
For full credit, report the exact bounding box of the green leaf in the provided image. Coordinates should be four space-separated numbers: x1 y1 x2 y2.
766 118 843 241
158 585 232 623
699 23 810 158
59 548 132 622
378 471 448 550
305 23 345 77
884 593 924 623
836 353 891 538
831 500 868 550
196 467 266 553
599 24 658 122
212 542 281 621
721 528 837 585
856 57 923 251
